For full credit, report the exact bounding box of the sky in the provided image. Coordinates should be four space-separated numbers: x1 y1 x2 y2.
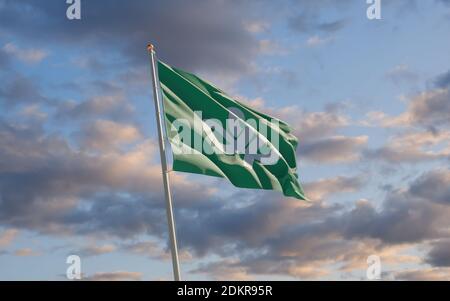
0 0 450 281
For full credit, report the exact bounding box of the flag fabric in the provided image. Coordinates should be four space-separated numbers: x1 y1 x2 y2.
157 61 306 200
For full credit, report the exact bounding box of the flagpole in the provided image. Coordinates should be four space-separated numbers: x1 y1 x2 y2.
147 43 181 281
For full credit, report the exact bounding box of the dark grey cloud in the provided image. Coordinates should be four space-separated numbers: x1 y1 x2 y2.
286 109 368 164
340 196 440 244
299 136 367 163
55 96 133 122
84 271 142 281
304 176 365 201
178 195 343 258
394 268 450 281
396 71 450 128
289 17 348 34
0 74 46 106
0 118 218 238
187 171 449 278
63 194 166 239
385 65 419 85
287 0 353 34
73 244 116 257
2 112 450 278
434 70 450 88
364 143 448 164
0 0 263 74
426 240 450 267
409 169 450 205
191 169 450 278
337 170 450 244
409 89 450 127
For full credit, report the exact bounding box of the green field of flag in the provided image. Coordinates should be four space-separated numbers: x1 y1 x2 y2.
158 61 306 200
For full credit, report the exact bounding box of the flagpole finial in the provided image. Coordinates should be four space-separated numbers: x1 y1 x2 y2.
147 43 155 52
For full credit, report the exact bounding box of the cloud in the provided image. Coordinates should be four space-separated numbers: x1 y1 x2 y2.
394 268 450 281
406 89 450 127
0 120 178 231
434 69 450 88
0 73 46 106
365 130 450 163
305 35 334 47
236 98 365 165
426 240 450 267
287 109 349 139
85 271 142 281
120 240 192 261
364 70 450 166
240 99 347 138
78 120 142 151
299 135 368 163
235 238 417 279
55 95 134 122
258 39 288 55
287 0 353 37
409 169 450 205
0 118 214 238
367 85 450 129
338 197 443 244
2 107 450 279
14 248 39 257
184 168 450 279
76 244 116 257
121 241 166 259
247 99 369 164
191 259 253 281
0 0 266 75
19 104 48 122
365 68 450 131
304 176 365 201
70 56 108 73
386 64 419 85
244 21 270 34
1 0 449 281
2 43 48 64
288 109 367 164
0 229 18 248
290 14 348 34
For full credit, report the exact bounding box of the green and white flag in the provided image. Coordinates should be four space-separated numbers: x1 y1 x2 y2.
158 61 306 200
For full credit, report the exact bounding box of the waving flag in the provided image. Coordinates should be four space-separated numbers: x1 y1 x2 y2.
157 61 306 200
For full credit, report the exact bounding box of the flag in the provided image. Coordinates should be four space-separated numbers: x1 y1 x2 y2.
157 61 306 200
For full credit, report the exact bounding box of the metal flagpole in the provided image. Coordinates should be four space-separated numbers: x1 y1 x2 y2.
147 43 181 281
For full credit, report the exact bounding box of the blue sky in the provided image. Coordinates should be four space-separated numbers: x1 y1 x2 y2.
0 0 450 280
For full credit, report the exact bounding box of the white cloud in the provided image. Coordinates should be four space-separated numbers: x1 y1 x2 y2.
306 35 334 47
2 43 48 63
395 268 450 281
244 21 270 33
86 271 142 281
365 129 450 163
77 244 116 257
365 88 450 128
0 229 19 248
386 64 419 85
14 248 39 257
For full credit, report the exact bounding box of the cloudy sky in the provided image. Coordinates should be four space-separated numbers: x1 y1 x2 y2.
0 0 450 281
